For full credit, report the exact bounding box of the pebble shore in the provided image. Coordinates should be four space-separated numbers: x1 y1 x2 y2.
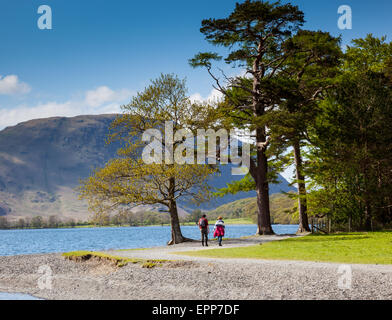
1 236 391 300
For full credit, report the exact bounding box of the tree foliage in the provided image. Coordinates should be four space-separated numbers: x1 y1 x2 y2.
307 35 392 230
80 74 218 244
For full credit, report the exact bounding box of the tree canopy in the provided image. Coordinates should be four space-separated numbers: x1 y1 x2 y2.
80 74 218 244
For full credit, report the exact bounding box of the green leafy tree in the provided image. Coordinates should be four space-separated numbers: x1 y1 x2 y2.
48 215 59 228
0 217 9 229
308 35 392 230
67 218 76 228
268 30 342 233
17 218 26 229
80 74 217 244
31 216 44 229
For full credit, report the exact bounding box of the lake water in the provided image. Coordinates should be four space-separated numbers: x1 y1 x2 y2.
0 224 297 300
0 224 298 256
0 292 41 300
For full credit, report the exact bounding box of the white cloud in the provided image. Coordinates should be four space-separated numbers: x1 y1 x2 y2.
85 86 131 107
190 88 224 104
0 75 31 95
0 86 133 129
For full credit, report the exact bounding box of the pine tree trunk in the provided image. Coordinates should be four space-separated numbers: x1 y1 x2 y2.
251 50 273 236
293 139 310 233
255 128 274 235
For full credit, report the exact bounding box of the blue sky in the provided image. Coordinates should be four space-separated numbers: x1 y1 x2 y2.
1 0 392 131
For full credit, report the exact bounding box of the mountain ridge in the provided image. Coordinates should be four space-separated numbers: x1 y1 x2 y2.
0 114 295 220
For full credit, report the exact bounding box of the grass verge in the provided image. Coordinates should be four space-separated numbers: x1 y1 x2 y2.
175 232 392 265
62 251 167 268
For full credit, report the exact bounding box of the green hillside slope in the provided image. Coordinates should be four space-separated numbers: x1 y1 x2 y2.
208 193 297 225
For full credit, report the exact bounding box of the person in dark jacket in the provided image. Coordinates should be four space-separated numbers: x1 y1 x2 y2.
198 214 209 246
213 216 225 246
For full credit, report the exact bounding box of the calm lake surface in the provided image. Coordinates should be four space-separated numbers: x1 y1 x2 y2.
0 292 41 300
0 224 298 256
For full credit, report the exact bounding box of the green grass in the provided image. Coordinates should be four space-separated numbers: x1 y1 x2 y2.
62 251 168 267
176 232 392 265
222 218 254 225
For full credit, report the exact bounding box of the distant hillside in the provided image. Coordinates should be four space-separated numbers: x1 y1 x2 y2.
208 193 298 225
182 165 295 211
0 114 295 220
0 114 119 220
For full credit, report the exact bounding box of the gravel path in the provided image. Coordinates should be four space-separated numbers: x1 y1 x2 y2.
0 235 391 300
105 234 296 261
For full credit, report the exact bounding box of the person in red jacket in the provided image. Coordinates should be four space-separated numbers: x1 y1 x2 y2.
213 216 225 246
198 214 209 246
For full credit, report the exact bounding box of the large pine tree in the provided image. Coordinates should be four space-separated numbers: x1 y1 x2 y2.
269 30 342 233
190 0 305 234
